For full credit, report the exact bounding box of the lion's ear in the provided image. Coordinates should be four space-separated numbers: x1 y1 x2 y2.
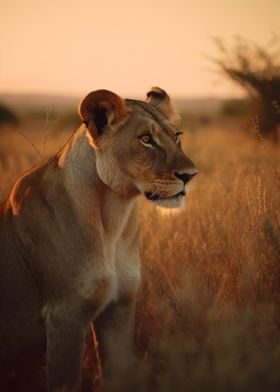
79 90 129 139
146 87 181 125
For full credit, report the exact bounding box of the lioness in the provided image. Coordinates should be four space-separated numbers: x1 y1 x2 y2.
0 87 197 391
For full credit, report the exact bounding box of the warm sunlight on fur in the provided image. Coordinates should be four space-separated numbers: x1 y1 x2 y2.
155 201 185 218
0 87 198 391
79 88 197 207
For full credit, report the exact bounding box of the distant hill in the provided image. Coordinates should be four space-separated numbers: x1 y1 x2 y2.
0 94 224 115
0 94 80 114
176 98 223 114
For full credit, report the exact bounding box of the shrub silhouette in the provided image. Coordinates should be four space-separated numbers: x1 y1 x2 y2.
213 36 280 141
0 104 19 127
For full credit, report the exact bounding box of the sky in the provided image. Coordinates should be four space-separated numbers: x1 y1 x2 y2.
1 0 279 98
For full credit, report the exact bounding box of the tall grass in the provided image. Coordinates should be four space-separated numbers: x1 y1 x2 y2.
1 121 280 391
136 129 280 391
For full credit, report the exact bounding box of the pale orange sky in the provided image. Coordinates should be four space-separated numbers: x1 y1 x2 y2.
1 0 279 98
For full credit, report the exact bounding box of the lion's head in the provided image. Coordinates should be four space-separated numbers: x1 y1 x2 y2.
79 87 198 209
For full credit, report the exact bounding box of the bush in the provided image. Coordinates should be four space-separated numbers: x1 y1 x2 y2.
213 36 280 141
0 104 19 127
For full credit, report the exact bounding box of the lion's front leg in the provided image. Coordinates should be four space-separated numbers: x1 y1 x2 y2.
44 302 88 392
94 287 139 388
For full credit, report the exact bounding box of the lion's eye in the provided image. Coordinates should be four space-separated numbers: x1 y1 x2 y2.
139 135 155 147
175 132 182 144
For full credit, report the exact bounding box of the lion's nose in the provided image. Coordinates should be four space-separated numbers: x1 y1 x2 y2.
174 169 198 185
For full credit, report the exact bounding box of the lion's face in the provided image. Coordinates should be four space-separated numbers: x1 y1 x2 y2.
79 88 197 209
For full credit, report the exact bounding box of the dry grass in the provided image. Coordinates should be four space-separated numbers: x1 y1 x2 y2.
1 120 280 391
137 128 280 391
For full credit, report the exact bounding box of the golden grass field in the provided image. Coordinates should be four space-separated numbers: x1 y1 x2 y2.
1 114 280 391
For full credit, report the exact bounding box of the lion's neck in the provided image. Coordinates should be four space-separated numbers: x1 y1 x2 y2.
58 126 99 187
57 126 138 234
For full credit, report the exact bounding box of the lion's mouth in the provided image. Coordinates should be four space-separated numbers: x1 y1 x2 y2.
144 190 186 201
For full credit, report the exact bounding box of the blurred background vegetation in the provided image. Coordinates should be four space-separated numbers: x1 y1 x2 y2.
1 36 280 392
212 35 280 141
